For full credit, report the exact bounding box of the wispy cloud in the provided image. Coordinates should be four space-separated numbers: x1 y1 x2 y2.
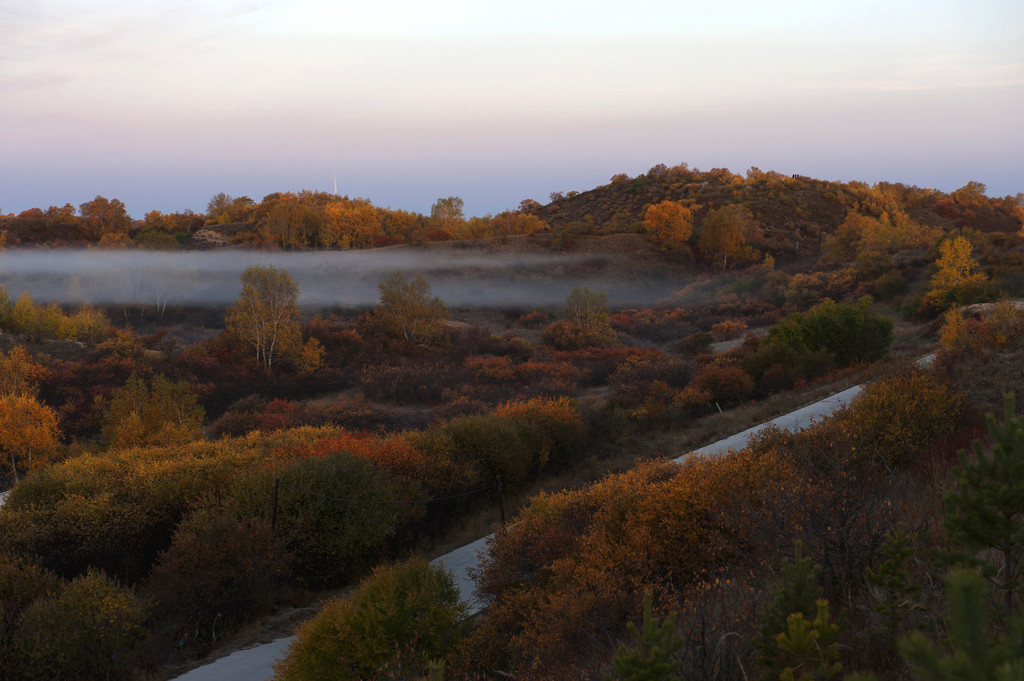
825 54 1024 92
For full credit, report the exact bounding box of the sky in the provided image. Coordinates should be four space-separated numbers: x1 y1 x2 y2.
2 0 1022 219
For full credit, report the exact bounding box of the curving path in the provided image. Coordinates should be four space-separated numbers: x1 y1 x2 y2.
170 383 866 681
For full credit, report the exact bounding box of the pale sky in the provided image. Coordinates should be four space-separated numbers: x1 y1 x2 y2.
2 0 1022 218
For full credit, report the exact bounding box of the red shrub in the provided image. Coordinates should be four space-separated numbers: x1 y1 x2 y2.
690 363 754 407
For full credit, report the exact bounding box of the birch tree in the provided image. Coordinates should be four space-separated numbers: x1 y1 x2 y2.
226 265 302 370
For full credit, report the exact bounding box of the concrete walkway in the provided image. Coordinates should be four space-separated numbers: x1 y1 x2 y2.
676 384 862 462
170 383 862 681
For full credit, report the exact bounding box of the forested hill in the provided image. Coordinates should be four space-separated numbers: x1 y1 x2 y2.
1 164 1021 254
528 164 1023 242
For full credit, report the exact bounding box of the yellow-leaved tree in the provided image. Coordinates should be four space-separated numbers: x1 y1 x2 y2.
101 374 205 449
226 265 305 370
373 274 449 349
928 236 988 304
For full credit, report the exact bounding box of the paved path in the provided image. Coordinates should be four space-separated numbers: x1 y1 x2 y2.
170 383 864 681
676 385 862 462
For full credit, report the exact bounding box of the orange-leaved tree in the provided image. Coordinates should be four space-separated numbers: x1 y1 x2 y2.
0 346 47 398
643 200 696 247
0 395 61 482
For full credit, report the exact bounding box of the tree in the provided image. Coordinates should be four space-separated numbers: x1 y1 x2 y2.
0 346 47 398
226 265 303 370
0 395 61 482
78 195 131 240
207 192 234 220
697 204 760 269
430 196 465 234
900 570 1024 681
606 588 684 681
544 287 617 349
373 273 448 349
102 374 205 448
943 393 1024 618
928 236 987 302
864 522 927 643
774 600 843 681
755 542 823 681
643 200 695 247
564 287 615 342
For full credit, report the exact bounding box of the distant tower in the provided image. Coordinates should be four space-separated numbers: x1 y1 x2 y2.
333 173 338 196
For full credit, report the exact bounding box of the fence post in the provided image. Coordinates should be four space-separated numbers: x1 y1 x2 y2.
496 474 507 532
271 476 280 532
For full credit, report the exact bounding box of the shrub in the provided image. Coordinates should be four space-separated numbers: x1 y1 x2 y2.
308 431 482 499
144 510 291 650
516 310 549 329
710 319 748 341
273 557 466 681
468 451 799 672
437 412 531 487
765 297 893 367
610 353 692 397
359 361 461 403
0 555 59 654
675 331 713 355
493 397 588 472
6 569 147 681
843 366 965 467
690 363 754 408
222 452 417 589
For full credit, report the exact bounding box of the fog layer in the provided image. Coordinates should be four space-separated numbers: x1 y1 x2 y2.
0 249 683 310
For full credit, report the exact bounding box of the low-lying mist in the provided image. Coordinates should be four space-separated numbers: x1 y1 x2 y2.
0 248 687 310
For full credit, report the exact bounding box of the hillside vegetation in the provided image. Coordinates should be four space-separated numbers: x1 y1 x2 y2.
0 165 1022 680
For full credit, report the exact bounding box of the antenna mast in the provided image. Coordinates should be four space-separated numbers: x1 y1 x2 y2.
333 172 337 196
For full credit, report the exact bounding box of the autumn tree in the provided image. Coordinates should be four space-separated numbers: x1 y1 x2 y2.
102 374 205 449
928 236 988 304
543 287 617 349
0 395 61 482
0 347 47 398
78 195 132 241
373 274 448 349
44 203 77 228
0 287 11 325
226 265 303 369
643 200 695 246
490 210 548 237
430 196 465 235
697 204 760 269
206 192 234 221
323 199 382 248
